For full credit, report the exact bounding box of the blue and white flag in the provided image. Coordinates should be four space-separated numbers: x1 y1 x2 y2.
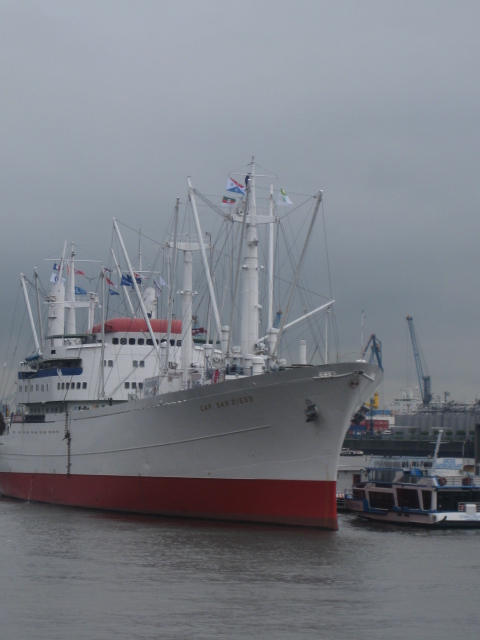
121 273 134 287
109 288 120 296
225 177 246 195
50 273 65 285
74 286 87 295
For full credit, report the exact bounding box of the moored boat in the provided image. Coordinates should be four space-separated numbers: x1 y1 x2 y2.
0 159 382 528
345 432 480 527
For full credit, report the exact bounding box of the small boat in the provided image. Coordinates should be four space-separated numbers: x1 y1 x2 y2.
345 431 480 527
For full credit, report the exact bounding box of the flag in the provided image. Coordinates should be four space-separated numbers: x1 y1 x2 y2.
53 263 60 271
74 268 85 276
221 196 236 206
157 276 170 289
277 188 293 206
225 177 245 195
134 272 142 284
74 286 87 295
109 289 120 296
121 273 134 287
153 279 162 296
50 273 65 285
105 276 115 287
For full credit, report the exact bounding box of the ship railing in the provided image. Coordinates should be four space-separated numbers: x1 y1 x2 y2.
435 475 480 487
458 503 480 512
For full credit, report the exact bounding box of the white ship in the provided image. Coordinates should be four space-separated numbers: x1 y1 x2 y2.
0 159 382 528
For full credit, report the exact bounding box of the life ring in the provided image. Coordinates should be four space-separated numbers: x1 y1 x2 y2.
437 477 447 486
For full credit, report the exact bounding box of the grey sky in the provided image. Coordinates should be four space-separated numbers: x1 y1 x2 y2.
1 0 479 405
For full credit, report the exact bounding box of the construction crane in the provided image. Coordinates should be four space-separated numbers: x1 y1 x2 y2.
406 315 432 406
361 334 383 370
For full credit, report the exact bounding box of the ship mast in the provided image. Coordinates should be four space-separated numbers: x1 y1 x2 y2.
240 157 260 362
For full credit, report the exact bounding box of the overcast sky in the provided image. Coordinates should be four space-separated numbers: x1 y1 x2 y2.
1 0 479 406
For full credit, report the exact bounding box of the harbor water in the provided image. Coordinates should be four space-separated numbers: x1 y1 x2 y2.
0 497 478 639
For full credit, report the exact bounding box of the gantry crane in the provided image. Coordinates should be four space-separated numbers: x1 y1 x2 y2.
406 315 432 406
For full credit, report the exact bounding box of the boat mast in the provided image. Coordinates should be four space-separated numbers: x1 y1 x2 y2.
432 429 443 475
165 198 180 373
34 268 44 353
267 184 275 333
240 157 260 361
20 273 42 355
187 178 222 342
111 248 135 317
47 241 67 347
113 219 161 366
65 243 76 335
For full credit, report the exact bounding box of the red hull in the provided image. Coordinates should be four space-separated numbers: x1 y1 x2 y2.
0 472 338 529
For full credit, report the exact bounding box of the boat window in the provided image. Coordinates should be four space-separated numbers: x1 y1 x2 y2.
61 383 65 390
82 382 87 389
30 385 33 391
139 382 143 390
36 385 39 391
76 382 81 389
51 350 56 354
352 489 365 500
396 488 420 510
140 361 145 368
41 384 44 392
353 474 362 486
177 340 181 347
113 338 119 345
121 338 127 345
132 382 137 389
368 469 397 483
437 490 480 513
66 383 70 390
422 490 432 510
146 339 153 346
368 491 395 509
108 360 113 367
19 385 22 392
129 338 135 345
133 361 138 368
138 338 145 345
170 339 175 346
125 382 130 389
57 383 61 390
47 384 49 391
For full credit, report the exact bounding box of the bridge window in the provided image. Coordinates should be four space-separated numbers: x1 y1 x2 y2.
129 338 135 345
82 382 87 389
76 382 81 389
113 338 119 345
138 338 145 345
